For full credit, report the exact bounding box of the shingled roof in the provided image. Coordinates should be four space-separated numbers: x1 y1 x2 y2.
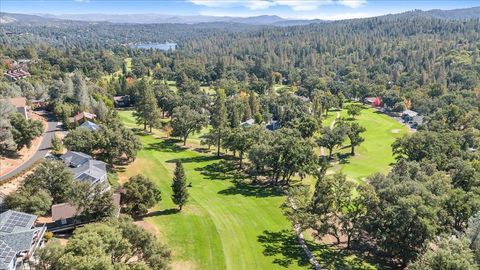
61 151 108 185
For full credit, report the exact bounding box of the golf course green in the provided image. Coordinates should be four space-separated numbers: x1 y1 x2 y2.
117 106 408 270
118 111 309 270
325 105 409 181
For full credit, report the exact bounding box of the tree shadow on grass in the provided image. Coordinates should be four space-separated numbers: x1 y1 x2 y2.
195 160 241 181
218 180 284 197
140 208 179 218
337 153 352 165
308 242 394 270
146 139 185 153
306 236 398 270
166 155 220 164
112 166 126 173
257 229 310 268
132 128 151 136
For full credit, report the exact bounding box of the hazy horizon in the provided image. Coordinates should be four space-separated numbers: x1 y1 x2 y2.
2 0 479 21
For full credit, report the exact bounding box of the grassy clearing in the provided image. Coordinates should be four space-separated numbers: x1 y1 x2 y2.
118 111 310 270
124 57 132 72
323 104 408 182
117 106 405 270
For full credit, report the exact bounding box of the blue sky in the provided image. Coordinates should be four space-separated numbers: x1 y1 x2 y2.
1 0 479 20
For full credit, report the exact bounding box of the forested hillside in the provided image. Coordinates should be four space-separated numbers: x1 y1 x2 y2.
0 10 479 269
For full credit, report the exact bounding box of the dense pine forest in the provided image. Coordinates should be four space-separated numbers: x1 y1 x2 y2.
1 11 479 270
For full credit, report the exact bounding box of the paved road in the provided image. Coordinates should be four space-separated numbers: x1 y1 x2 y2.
0 112 60 182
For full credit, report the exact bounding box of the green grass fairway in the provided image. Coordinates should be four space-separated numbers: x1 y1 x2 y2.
118 108 402 270
124 58 132 72
118 111 310 270
324 105 409 181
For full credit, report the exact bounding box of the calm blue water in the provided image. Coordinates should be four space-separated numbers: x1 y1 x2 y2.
133 43 177 51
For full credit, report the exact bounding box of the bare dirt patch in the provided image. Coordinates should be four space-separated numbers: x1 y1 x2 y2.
171 260 196 270
134 220 160 235
0 168 35 196
117 159 151 184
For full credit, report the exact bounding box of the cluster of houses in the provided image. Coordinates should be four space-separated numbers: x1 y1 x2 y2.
50 118 120 225
0 112 118 269
0 150 112 270
365 96 424 129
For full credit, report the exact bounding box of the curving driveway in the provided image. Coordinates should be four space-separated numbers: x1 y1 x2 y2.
0 112 60 182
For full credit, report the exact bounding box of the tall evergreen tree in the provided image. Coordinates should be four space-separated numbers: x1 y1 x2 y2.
248 91 259 116
134 80 160 132
211 89 227 156
171 161 188 211
72 72 91 111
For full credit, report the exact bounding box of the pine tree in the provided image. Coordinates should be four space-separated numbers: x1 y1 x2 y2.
248 91 259 116
211 89 227 156
133 80 160 132
72 72 91 111
171 161 188 211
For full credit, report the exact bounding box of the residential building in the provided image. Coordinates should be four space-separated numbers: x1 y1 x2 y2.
266 119 281 131
113 95 131 107
4 69 31 81
401 109 418 119
410 115 424 128
401 110 424 129
79 121 101 131
69 112 97 125
31 99 47 109
2 97 29 120
364 97 382 107
51 193 121 225
60 151 109 186
0 210 46 270
240 118 255 128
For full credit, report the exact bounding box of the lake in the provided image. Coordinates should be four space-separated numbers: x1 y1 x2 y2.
132 42 177 51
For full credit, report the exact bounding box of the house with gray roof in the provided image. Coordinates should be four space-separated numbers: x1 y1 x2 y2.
79 121 101 131
240 118 255 128
0 210 46 270
265 119 281 131
60 151 109 187
401 109 418 118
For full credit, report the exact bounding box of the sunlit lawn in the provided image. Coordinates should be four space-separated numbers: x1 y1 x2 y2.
117 108 402 270
322 104 408 182
118 111 310 270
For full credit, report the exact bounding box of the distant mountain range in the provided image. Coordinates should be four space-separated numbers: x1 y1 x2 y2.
1 6 479 26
